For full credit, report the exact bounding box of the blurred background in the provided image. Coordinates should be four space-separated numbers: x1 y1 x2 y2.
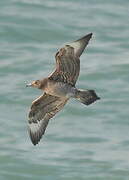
0 0 129 179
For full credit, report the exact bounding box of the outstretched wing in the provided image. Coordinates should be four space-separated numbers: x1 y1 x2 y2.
49 33 92 86
28 93 68 145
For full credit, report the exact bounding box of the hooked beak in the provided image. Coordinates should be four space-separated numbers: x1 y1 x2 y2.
26 83 32 87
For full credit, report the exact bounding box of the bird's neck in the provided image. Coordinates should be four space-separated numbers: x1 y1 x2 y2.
39 78 48 90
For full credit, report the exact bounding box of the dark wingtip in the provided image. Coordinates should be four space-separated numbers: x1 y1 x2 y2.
87 33 93 38
76 33 93 42
69 32 93 57
83 33 93 40
29 128 40 146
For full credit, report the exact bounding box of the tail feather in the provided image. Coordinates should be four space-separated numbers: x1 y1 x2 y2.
76 89 100 105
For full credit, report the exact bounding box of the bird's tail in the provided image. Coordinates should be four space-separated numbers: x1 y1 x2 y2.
75 89 100 105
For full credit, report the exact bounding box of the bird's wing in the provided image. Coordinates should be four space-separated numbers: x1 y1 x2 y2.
49 33 92 86
28 93 68 145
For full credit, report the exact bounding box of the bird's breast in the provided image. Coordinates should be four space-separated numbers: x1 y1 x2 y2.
44 80 76 98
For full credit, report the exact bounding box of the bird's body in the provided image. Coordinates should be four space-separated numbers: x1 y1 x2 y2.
27 33 100 145
39 78 75 98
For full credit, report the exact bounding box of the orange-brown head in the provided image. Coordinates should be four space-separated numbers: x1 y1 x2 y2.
26 78 48 90
26 80 42 89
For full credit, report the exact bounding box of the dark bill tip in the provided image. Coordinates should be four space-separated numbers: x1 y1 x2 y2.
26 83 32 87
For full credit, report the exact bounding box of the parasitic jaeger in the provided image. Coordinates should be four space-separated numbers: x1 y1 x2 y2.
26 33 100 145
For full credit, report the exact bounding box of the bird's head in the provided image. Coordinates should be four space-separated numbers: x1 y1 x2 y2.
26 80 42 89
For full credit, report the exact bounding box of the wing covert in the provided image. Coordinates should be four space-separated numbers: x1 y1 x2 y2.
49 46 80 86
49 33 92 86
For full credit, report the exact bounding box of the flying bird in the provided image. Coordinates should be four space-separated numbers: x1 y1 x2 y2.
26 33 100 145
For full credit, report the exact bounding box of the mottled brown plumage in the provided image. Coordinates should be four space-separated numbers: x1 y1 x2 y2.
27 33 100 145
